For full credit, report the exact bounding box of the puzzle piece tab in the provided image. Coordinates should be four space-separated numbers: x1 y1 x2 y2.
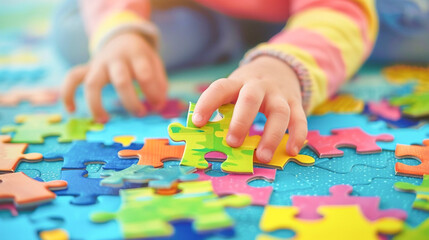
393 218 429 240
168 103 260 173
0 172 67 207
312 94 364 115
91 181 251 239
291 184 407 220
394 175 429 211
259 205 403 240
307 127 394 158
100 165 198 188
395 139 429 178
197 167 276 205
0 135 43 173
118 138 184 168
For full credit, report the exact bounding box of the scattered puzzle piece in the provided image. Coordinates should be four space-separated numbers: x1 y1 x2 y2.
91 181 251 239
367 100 401 121
291 184 407 220
259 205 403 240
54 170 119 205
0 88 59 106
44 141 142 170
113 135 135 147
307 127 394 158
393 218 429 240
168 103 260 173
394 175 429 211
197 167 276 205
118 138 184 168
39 229 69 240
0 135 43 172
383 64 429 93
0 172 67 207
0 203 18 216
391 92 429 117
312 94 364 115
100 165 198 188
395 139 429 177
1 114 103 143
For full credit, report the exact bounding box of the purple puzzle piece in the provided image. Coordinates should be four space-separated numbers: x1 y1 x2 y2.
291 185 407 221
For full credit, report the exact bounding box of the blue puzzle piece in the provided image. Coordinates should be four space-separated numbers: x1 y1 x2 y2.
86 115 185 145
54 170 120 205
44 141 142 170
30 196 122 240
0 210 39 240
17 160 63 182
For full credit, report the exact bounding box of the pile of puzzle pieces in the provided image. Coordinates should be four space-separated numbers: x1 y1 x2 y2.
1 51 429 239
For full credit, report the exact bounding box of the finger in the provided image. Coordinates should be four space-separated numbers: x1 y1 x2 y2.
286 100 308 156
62 65 89 113
83 64 109 123
226 82 264 147
192 78 242 127
256 97 290 163
108 59 145 117
132 55 167 111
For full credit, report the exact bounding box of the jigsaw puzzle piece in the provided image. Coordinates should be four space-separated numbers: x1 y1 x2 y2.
100 164 198 188
17 159 64 182
0 88 59 106
39 229 69 240
259 205 403 240
394 175 429 211
291 184 407 220
0 203 18 216
113 135 135 147
0 172 67 208
391 92 429 117
393 218 429 240
197 166 275 205
312 94 364 115
307 127 394 158
118 138 184 167
395 140 429 177
367 100 401 121
0 135 43 173
54 170 119 205
57 118 104 143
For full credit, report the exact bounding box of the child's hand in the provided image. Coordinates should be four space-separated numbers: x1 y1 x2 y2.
62 31 167 123
192 56 308 162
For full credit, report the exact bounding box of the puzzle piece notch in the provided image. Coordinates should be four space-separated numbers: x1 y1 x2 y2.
100 164 199 188
395 139 429 178
168 103 259 174
0 88 59 106
118 138 184 168
394 174 429 211
54 170 119 205
91 181 251 239
197 166 276 205
291 184 407 220
312 94 364 115
0 172 67 207
259 205 403 240
393 218 429 240
307 127 394 158
0 135 43 173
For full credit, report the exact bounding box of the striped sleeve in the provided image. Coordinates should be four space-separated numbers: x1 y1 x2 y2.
242 0 378 113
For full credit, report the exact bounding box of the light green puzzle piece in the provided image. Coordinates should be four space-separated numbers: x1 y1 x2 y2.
394 174 429 211
394 218 429 240
391 92 429 117
168 103 259 174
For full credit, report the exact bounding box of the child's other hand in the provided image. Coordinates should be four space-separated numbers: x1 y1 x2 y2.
62 31 167 123
192 56 307 162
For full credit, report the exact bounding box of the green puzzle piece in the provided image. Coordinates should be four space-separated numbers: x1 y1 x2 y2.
390 92 429 117
100 164 199 188
90 181 251 239
394 174 429 211
1 114 103 144
394 218 429 240
168 103 260 173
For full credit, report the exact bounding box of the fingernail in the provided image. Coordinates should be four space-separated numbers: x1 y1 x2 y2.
258 149 273 163
227 135 239 146
292 146 299 156
192 113 203 123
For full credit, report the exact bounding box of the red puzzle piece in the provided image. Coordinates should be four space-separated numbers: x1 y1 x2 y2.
307 127 394 158
0 203 18 216
395 139 429 178
291 185 407 221
0 135 43 173
118 139 184 168
197 167 276 205
0 172 67 207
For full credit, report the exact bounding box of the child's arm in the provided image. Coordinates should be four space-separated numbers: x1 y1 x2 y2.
193 0 378 162
62 0 167 123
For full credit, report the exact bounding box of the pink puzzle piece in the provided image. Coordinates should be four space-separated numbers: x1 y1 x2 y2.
368 100 401 121
307 127 394 158
143 99 187 119
197 167 276 205
292 185 407 221
0 203 18 216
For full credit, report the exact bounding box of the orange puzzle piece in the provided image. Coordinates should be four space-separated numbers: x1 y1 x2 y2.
0 172 67 207
395 139 429 178
0 135 43 173
118 138 184 168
